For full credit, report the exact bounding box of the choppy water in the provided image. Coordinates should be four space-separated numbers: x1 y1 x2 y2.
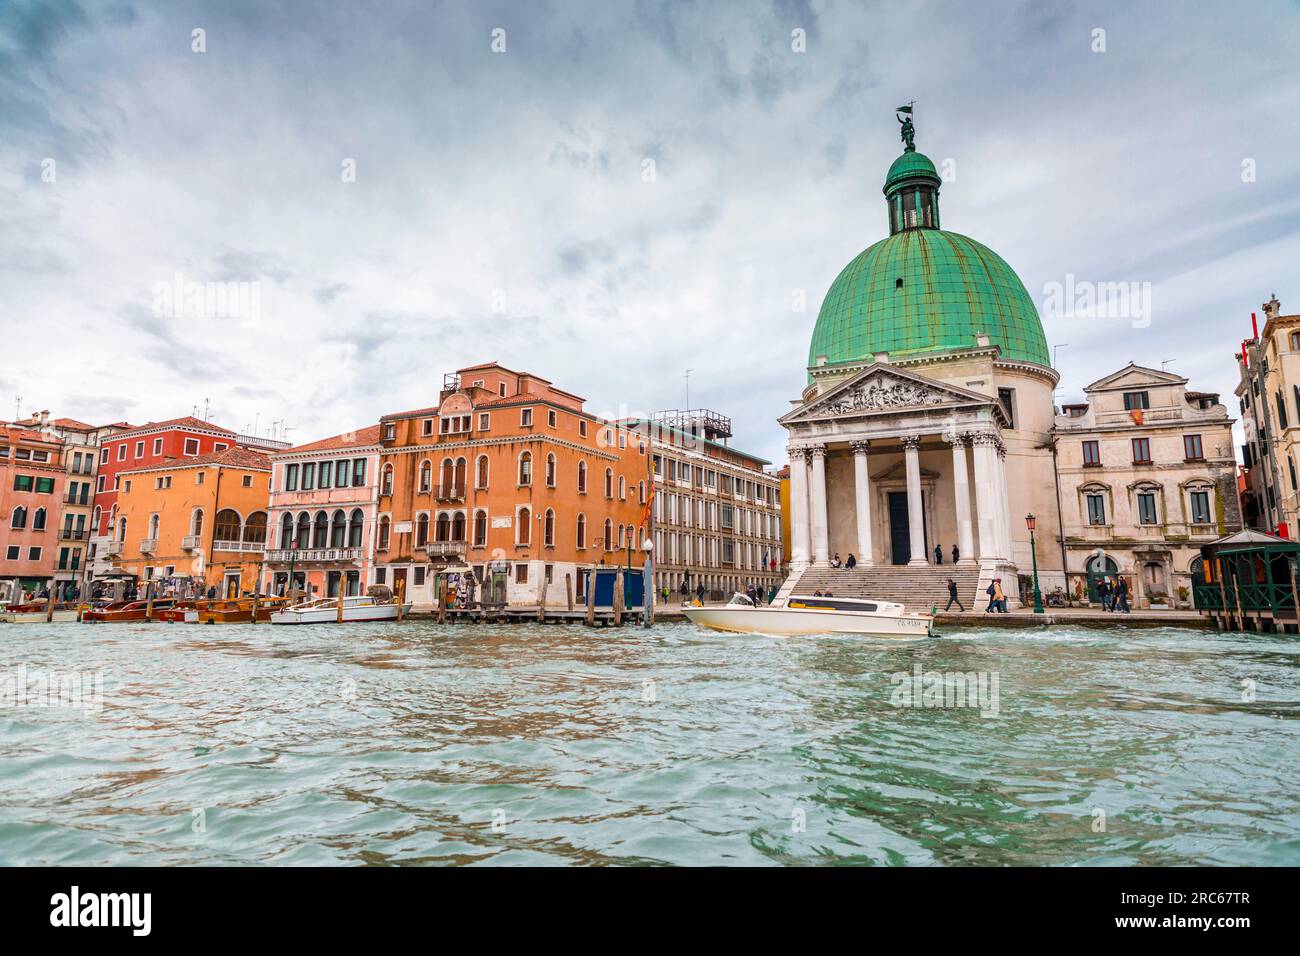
1 620 1298 866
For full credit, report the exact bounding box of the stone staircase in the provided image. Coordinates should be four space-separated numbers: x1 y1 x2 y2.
788 565 984 612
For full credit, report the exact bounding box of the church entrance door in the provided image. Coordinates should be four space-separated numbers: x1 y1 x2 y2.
888 491 926 565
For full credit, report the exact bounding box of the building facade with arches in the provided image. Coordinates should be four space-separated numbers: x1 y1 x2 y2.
107 446 272 597
1055 363 1241 608
262 425 383 599
376 362 647 609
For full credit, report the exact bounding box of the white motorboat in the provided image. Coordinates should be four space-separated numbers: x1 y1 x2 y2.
683 592 932 638
269 594 412 625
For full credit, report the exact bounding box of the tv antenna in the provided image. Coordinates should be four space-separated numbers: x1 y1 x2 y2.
13 395 22 421
684 369 693 409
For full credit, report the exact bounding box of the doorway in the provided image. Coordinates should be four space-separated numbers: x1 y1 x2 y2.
887 491 927 565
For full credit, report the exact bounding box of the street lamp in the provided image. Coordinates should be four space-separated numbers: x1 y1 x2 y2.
642 537 654 628
1025 513 1044 614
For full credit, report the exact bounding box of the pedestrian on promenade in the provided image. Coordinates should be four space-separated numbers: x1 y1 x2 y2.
1115 576 1131 613
695 581 705 605
952 544 960 564
934 544 943 565
1099 578 1113 611
944 578 965 612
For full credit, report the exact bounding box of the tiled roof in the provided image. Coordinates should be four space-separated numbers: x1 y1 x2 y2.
119 446 270 475
282 425 382 454
52 417 95 430
118 416 236 437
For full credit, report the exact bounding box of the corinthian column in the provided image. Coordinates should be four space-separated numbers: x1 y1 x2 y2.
808 444 830 565
902 435 927 567
971 432 1000 562
787 445 811 567
851 440 874 565
995 440 1013 562
946 431 976 566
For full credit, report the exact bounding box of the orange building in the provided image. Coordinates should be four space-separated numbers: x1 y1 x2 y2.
376 363 647 608
107 447 272 598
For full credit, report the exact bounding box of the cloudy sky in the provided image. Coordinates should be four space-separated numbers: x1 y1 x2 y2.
3 0 1299 463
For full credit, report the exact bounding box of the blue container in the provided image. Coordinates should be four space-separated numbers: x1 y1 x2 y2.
584 567 643 610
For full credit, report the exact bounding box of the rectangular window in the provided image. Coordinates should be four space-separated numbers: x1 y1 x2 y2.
1123 391 1150 411
422 419 434 436
1131 438 1152 464
13 474 32 492
1190 490 1212 524
184 438 199 456
1183 434 1204 460
375 567 386 584
100 448 109 464
548 409 557 427
242 475 253 487
997 387 1016 428
5 546 17 560
302 462 315 491
97 475 106 492
134 441 144 458
319 461 333 488
1086 494 1106 526
152 438 163 455
35 477 54 494
1081 440 1100 466
479 413 490 431
285 463 299 491
28 547 41 561
579 420 587 438
1278 392 1290 430
1137 492 1158 525
520 408 533 427
117 444 127 461
515 563 528 584
413 566 426 586
384 423 396 441
352 459 366 487
196 471 204 485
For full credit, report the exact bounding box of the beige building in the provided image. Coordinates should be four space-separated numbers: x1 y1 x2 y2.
1236 295 1299 535
1054 364 1241 608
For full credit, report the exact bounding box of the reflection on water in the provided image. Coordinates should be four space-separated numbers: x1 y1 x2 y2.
1 621 1298 865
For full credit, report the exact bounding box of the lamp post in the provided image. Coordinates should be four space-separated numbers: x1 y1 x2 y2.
642 538 654 628
1026 513 1044 614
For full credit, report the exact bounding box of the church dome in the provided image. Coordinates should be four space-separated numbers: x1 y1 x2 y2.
808 139 1050 372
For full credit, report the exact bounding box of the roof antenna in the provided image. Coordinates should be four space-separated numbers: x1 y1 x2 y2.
13 395 22 421
1161 358 1176 371
684 369 693 409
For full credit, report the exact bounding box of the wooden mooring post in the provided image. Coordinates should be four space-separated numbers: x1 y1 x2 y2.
585 571 595 627
537 575 548 623
613 571 624 626
565 573 573 612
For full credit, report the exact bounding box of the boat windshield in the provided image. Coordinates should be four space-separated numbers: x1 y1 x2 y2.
727 593 755 607
788 597 879 613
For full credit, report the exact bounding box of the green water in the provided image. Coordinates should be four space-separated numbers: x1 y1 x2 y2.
1 620 1297 866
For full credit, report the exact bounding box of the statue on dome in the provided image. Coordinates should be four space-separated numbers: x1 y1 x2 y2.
896 103 915 151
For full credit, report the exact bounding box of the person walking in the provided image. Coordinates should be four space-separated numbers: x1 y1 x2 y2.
695 581 705 605
934 544 943 565
845 553 857 570
1115 575 1131 613
988 577 1007 613
985 579 997 612
951 544 960 564
944 578 965 612
1099 578 1113 611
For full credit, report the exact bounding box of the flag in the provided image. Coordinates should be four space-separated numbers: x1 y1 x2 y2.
1130 408 1144 425
640 480 655 529
896 104 913 113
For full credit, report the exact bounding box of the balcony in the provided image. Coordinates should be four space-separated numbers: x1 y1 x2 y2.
139 538 158 554
264 547 361 563
104 540 123 557
181 535 201 551
59 528 88 541
426 541 466 556
63 492 91 505
435 483 466 502
212 540 264 553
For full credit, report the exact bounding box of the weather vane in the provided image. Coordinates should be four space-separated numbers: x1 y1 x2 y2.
896 101 916 151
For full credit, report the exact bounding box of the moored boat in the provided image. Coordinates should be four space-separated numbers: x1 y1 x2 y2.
0 606 81 623
197 596 288 624
82 598 180 622
683 592 932 638
269 594 411 625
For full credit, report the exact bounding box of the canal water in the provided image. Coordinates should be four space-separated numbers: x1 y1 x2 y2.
1 620 1298 866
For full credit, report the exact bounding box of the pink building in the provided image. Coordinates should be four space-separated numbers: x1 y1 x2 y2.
261 426 383 598
0 423 66 598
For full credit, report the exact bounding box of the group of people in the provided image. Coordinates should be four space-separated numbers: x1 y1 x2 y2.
828 553 858 569
1096 576 1131 613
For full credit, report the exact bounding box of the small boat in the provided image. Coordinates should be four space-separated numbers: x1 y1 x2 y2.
0 606 80 623
197 596 288 624
269 594 411 625
154 604 201 623
82 598 179 622
683 592 933 638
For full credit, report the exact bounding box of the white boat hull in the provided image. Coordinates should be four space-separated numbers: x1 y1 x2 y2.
683 604 931 638
1 609 81 623
269 603 411 625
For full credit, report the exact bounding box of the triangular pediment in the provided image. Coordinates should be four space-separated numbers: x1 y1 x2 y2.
1085 363 1186 392
780 363 1001 425
872 461 942 481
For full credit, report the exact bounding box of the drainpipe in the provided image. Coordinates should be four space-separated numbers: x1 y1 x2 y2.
1049 432 1071 606
207 465 222 596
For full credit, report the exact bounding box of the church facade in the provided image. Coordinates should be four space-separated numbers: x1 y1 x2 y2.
779 122 1063 607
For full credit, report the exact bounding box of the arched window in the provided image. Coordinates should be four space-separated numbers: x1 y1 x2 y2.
454 457 467 494
604 468 613 498
312 510 328 548
603 518 613 551
518 506 531 545
242 511 266 546
543 508 555 547
191 508 205 537
519 451 532 486
214 509 241 543
377 516 391 551
417 513 430 547
435 513 450 542
638 480 646 504
576 513 587 548
618 476 626 500
473 509 488 548
452 511 466 542
577 459 587 493
330 509 347 547
618 524 625 549
296 512 311 549
11 506 26 529
476 455 489 489
381 464 393 497
545 453 556 487
33 507 46 530
280 513 294 549
148 513 160 538
440 458 454 494
92 505 101 532
419 460 432 494
348 509 364 548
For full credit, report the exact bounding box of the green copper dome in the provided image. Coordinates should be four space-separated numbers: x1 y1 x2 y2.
808 145 1050 372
